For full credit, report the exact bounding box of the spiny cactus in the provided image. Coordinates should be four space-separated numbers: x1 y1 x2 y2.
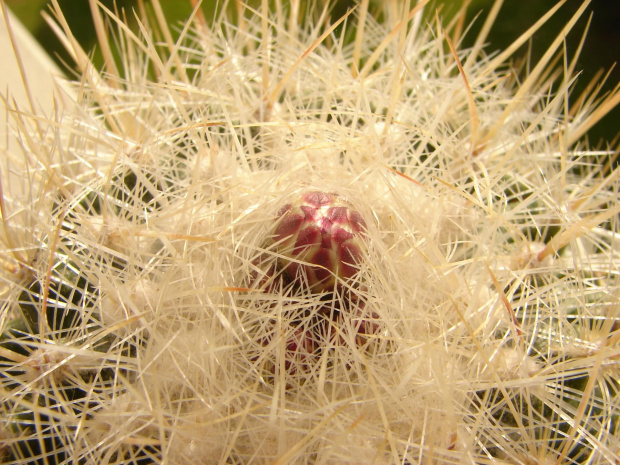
1 1 619 464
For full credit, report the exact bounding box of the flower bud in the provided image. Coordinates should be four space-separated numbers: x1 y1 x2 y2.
271 191 367 293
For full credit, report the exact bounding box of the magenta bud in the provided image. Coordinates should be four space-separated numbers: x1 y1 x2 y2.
272 191 368 292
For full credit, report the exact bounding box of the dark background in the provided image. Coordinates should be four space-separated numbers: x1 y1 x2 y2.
6 0 619 147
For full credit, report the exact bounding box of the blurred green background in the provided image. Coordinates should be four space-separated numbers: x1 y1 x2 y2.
5 0 619 146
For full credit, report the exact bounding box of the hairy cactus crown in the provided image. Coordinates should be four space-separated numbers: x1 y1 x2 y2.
0 1 618 464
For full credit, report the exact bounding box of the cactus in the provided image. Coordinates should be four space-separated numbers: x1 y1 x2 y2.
1 1 618 464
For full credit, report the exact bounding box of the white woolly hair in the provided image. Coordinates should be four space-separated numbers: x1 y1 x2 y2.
1 1 618 464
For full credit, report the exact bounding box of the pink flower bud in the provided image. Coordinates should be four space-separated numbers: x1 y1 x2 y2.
272 191 368 293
